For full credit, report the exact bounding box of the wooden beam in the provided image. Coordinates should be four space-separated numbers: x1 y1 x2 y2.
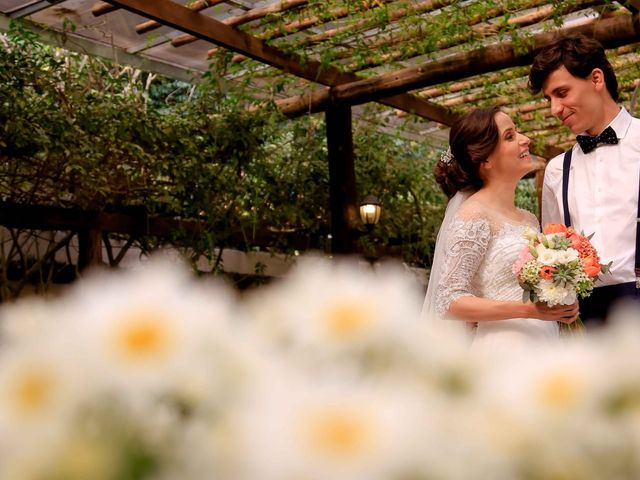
269 87 331 117
418 68 529 99
0 202 311 249
135 0 225 34
171 0 309 48
6 0 61 18
417 40 638 99
92 1 119 16
326 106 357 255
431 46 632 108
267 87 457 123
103 0 455 124
330 14 640 106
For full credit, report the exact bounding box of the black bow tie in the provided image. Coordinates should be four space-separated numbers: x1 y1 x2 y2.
576 126 618 154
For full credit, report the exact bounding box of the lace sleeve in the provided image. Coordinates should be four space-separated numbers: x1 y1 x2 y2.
434 217 491 316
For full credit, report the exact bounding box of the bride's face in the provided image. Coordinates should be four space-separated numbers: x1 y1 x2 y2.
485 112 533 179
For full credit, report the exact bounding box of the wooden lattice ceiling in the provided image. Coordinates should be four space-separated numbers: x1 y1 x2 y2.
2 0 640 155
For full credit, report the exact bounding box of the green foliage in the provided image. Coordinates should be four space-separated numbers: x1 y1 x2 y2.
353 122 446 266
0 23 448 269
515 177 539 215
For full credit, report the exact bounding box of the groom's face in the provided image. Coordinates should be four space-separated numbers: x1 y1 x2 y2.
542 65 602 135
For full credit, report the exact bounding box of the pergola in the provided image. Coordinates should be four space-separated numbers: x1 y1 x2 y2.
1 0 640 256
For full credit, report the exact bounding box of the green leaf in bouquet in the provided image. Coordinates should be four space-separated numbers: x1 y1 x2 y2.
541 234 550 248
554 236 571 250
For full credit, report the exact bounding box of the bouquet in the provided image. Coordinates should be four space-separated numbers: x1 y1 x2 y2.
512 223 611 334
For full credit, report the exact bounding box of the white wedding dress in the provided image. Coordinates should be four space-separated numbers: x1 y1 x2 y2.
430 196 559 352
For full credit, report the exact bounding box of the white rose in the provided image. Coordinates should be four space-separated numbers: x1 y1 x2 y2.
536 244 558 266
556 248 579 263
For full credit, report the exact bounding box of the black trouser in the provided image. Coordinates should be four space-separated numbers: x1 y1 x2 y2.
579 282 640 328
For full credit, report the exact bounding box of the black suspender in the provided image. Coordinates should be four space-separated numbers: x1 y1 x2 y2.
561 147 640 288
561 149 573 227
636 171 640 287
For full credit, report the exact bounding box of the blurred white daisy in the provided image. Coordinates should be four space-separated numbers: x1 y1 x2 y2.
0 343 82 471
0 296 60 345
63 259 256 406
244 257 424 370
237 374 428 480
487 342 599 421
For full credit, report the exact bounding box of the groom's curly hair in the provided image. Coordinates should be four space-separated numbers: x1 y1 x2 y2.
434 106 501 199
529 33 618 101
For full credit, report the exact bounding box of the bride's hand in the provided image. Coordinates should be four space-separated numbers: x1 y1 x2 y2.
528 301 579 323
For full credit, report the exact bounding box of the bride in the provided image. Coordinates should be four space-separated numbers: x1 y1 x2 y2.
423 107 578 350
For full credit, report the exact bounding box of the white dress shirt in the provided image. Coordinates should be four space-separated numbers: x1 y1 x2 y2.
541 108 640 287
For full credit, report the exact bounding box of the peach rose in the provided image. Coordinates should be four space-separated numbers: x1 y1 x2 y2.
564 228 583 249
543 223 568 234
539 265 556 280
581 256 601 277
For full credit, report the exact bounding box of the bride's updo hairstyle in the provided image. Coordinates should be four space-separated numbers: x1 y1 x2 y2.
434 106 501 198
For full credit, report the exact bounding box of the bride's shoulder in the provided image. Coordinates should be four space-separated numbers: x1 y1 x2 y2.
455 198 492 222
451 199 495 234
517 208 540 228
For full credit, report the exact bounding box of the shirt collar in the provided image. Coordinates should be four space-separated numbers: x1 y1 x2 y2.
607 107 632 139
578 107 632 139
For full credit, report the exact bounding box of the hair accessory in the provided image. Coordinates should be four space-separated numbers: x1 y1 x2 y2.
440 147 454 165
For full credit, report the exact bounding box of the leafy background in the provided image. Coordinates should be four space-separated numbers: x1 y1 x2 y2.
0 22 538 296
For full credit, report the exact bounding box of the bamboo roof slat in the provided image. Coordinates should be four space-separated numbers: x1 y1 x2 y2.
1 0 639 150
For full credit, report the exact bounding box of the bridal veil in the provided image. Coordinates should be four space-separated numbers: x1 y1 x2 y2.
421 189 472 322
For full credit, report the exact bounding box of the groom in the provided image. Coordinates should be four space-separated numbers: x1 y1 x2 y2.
529 33 640 327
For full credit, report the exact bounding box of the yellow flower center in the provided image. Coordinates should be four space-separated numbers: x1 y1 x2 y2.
324 300 373 339
537 371 583 409
303 408 373 459
11 368 53 415
113 310 174 362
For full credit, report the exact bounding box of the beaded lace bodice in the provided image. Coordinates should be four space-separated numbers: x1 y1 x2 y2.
434 199 539 317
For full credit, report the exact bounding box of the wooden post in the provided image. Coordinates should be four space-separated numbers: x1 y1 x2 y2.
78 228 103 271
326 105 357 255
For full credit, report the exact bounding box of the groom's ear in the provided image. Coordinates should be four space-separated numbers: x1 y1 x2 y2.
590 68 605 92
